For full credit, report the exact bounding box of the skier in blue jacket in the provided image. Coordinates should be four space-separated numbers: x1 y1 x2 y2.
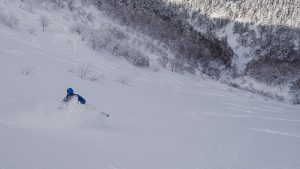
63 88 86 104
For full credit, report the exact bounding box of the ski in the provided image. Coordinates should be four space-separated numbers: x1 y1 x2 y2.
99 112 110 117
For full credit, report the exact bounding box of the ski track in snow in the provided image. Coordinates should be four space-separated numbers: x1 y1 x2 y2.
24 48 77 66
0 28 45 50
194 111 300 122
226 107 255 114
224 102 283 114
248 128 300 139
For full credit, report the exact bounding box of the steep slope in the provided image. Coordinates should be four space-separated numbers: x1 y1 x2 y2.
1 1 300 169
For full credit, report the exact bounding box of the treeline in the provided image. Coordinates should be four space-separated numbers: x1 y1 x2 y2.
88 0 234 77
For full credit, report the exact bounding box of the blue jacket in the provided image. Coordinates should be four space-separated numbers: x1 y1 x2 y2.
63 94 86 104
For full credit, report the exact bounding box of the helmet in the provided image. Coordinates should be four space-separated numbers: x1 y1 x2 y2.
67 88 74 94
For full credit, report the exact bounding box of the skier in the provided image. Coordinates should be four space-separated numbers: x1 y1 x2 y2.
63 88 86 104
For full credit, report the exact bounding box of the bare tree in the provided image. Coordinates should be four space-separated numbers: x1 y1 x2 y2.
158 55 169 68
289 79 300 104
170 57 184 73
77 65 93 79
40 15 51 32
67 0 76 12
21 66 35 76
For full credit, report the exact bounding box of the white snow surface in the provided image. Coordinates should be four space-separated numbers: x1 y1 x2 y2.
1 1 300 169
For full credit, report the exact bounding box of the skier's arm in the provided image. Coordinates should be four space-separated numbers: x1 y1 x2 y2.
76 95 86 104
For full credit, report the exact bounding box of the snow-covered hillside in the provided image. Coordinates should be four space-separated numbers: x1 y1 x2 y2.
1 1 300 169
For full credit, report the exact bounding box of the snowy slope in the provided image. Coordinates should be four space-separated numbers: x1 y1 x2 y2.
1 1 300 169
